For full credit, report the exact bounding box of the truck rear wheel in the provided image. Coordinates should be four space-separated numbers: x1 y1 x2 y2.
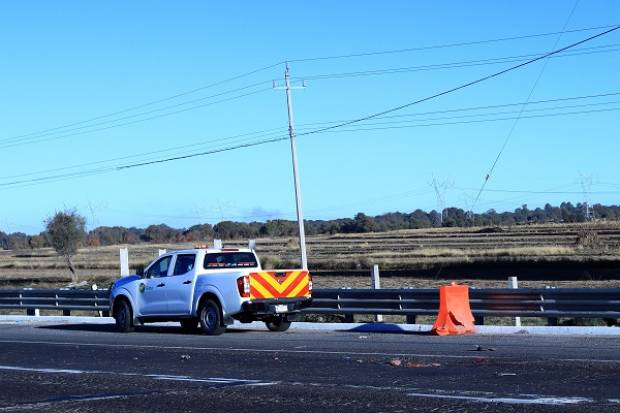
199 299 226 336
114 299 134 333
265 316 291 332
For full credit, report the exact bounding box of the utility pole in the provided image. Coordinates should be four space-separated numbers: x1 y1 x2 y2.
275 63 308 269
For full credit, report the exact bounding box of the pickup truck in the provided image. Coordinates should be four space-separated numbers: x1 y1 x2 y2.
110 247 312 335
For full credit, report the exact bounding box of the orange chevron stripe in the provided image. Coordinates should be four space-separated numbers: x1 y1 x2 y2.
254 272 295 294
287 278 309 297
250 275 280 299
249 271 310 299
281 272 308 297
288 283 309 298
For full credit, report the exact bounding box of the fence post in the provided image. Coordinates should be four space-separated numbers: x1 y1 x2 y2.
213 239 223 249
371 265 383 322
508 276 521 327
120 248 129 277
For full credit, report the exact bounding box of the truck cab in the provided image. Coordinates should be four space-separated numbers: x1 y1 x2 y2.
110 247 312 335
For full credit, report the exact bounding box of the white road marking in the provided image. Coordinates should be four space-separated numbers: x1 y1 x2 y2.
0 339 618 363
0 364 616 407
407 392 591 405
0 364 269 387
0 394 131 412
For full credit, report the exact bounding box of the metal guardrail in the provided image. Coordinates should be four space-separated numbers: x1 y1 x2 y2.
0 288 619 325
304 288 620 325
0 289 110 316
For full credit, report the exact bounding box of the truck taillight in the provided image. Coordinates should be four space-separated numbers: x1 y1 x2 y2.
308 273 313 292
237 276 250 298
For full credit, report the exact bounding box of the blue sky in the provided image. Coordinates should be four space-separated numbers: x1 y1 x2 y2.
1 1 619 233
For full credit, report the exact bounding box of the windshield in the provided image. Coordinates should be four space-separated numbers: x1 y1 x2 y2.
203 252 258 269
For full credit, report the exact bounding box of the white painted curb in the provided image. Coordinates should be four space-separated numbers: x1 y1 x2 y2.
0 315 618 336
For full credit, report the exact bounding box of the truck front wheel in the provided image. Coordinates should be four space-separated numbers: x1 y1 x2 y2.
199 299 226 336
265 316 291 332
114 299 134 333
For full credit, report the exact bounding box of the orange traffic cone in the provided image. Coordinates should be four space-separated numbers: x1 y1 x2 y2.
431 282 476 336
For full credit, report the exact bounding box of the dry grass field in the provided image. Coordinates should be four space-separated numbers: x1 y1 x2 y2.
1 221 619 289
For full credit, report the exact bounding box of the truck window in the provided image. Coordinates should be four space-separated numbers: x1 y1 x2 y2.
173 254 196 275
145 256 172 278
204 252 258 269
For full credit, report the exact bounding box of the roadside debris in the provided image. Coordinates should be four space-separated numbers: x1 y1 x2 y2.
387 358 441 368
473 345 496 352
405 362 441 368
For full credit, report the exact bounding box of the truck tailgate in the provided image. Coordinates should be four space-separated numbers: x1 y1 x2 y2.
248 270 311 300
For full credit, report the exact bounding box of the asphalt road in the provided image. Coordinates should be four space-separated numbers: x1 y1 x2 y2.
0 322 619 412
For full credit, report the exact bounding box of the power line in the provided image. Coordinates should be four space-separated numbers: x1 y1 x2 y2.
288 24 619 62
456 186 620 195
4 24 616 146
1 89 614 184
1 63 283 143
1 102 618 189
0 126 288 181
0 87 273 150
295 90 620 126
300 102 620 130
471 0 581 211
294 43 620 81
3 96 617 185
2 26 618 191
296 25 620 139
3 104 617 191
0 81 272 146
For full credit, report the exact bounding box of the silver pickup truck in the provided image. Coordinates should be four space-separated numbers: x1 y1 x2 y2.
110 247 312 335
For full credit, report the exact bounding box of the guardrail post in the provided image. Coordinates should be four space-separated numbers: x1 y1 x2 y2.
547 317 558 326
508 276 521 327
63 310 71 316
474 315 484 325
371 265 383 322
26 308 39 316
406 315 416 324
120 248 129 276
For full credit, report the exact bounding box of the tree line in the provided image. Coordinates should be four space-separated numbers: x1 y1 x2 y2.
1 201 619 250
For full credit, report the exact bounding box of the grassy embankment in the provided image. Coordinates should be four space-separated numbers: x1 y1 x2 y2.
0 221 619 290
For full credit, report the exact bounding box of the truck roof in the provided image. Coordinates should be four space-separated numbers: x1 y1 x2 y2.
170 248 255 254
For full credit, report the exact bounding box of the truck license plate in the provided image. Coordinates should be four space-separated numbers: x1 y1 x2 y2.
274 304 288 313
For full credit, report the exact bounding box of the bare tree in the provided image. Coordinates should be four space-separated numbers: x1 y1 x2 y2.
45 209 86 282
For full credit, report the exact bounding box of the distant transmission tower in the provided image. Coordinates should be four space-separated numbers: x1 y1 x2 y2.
580 173 594 221
430 177 453 226
462 194 475 226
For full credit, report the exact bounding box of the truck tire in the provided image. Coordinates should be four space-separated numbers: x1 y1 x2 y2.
180 318 199 333
114 300 134 333
265 316 291 332
199 299 226 336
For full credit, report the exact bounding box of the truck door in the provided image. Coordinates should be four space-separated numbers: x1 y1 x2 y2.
166 253 197 315
137 255 172 315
